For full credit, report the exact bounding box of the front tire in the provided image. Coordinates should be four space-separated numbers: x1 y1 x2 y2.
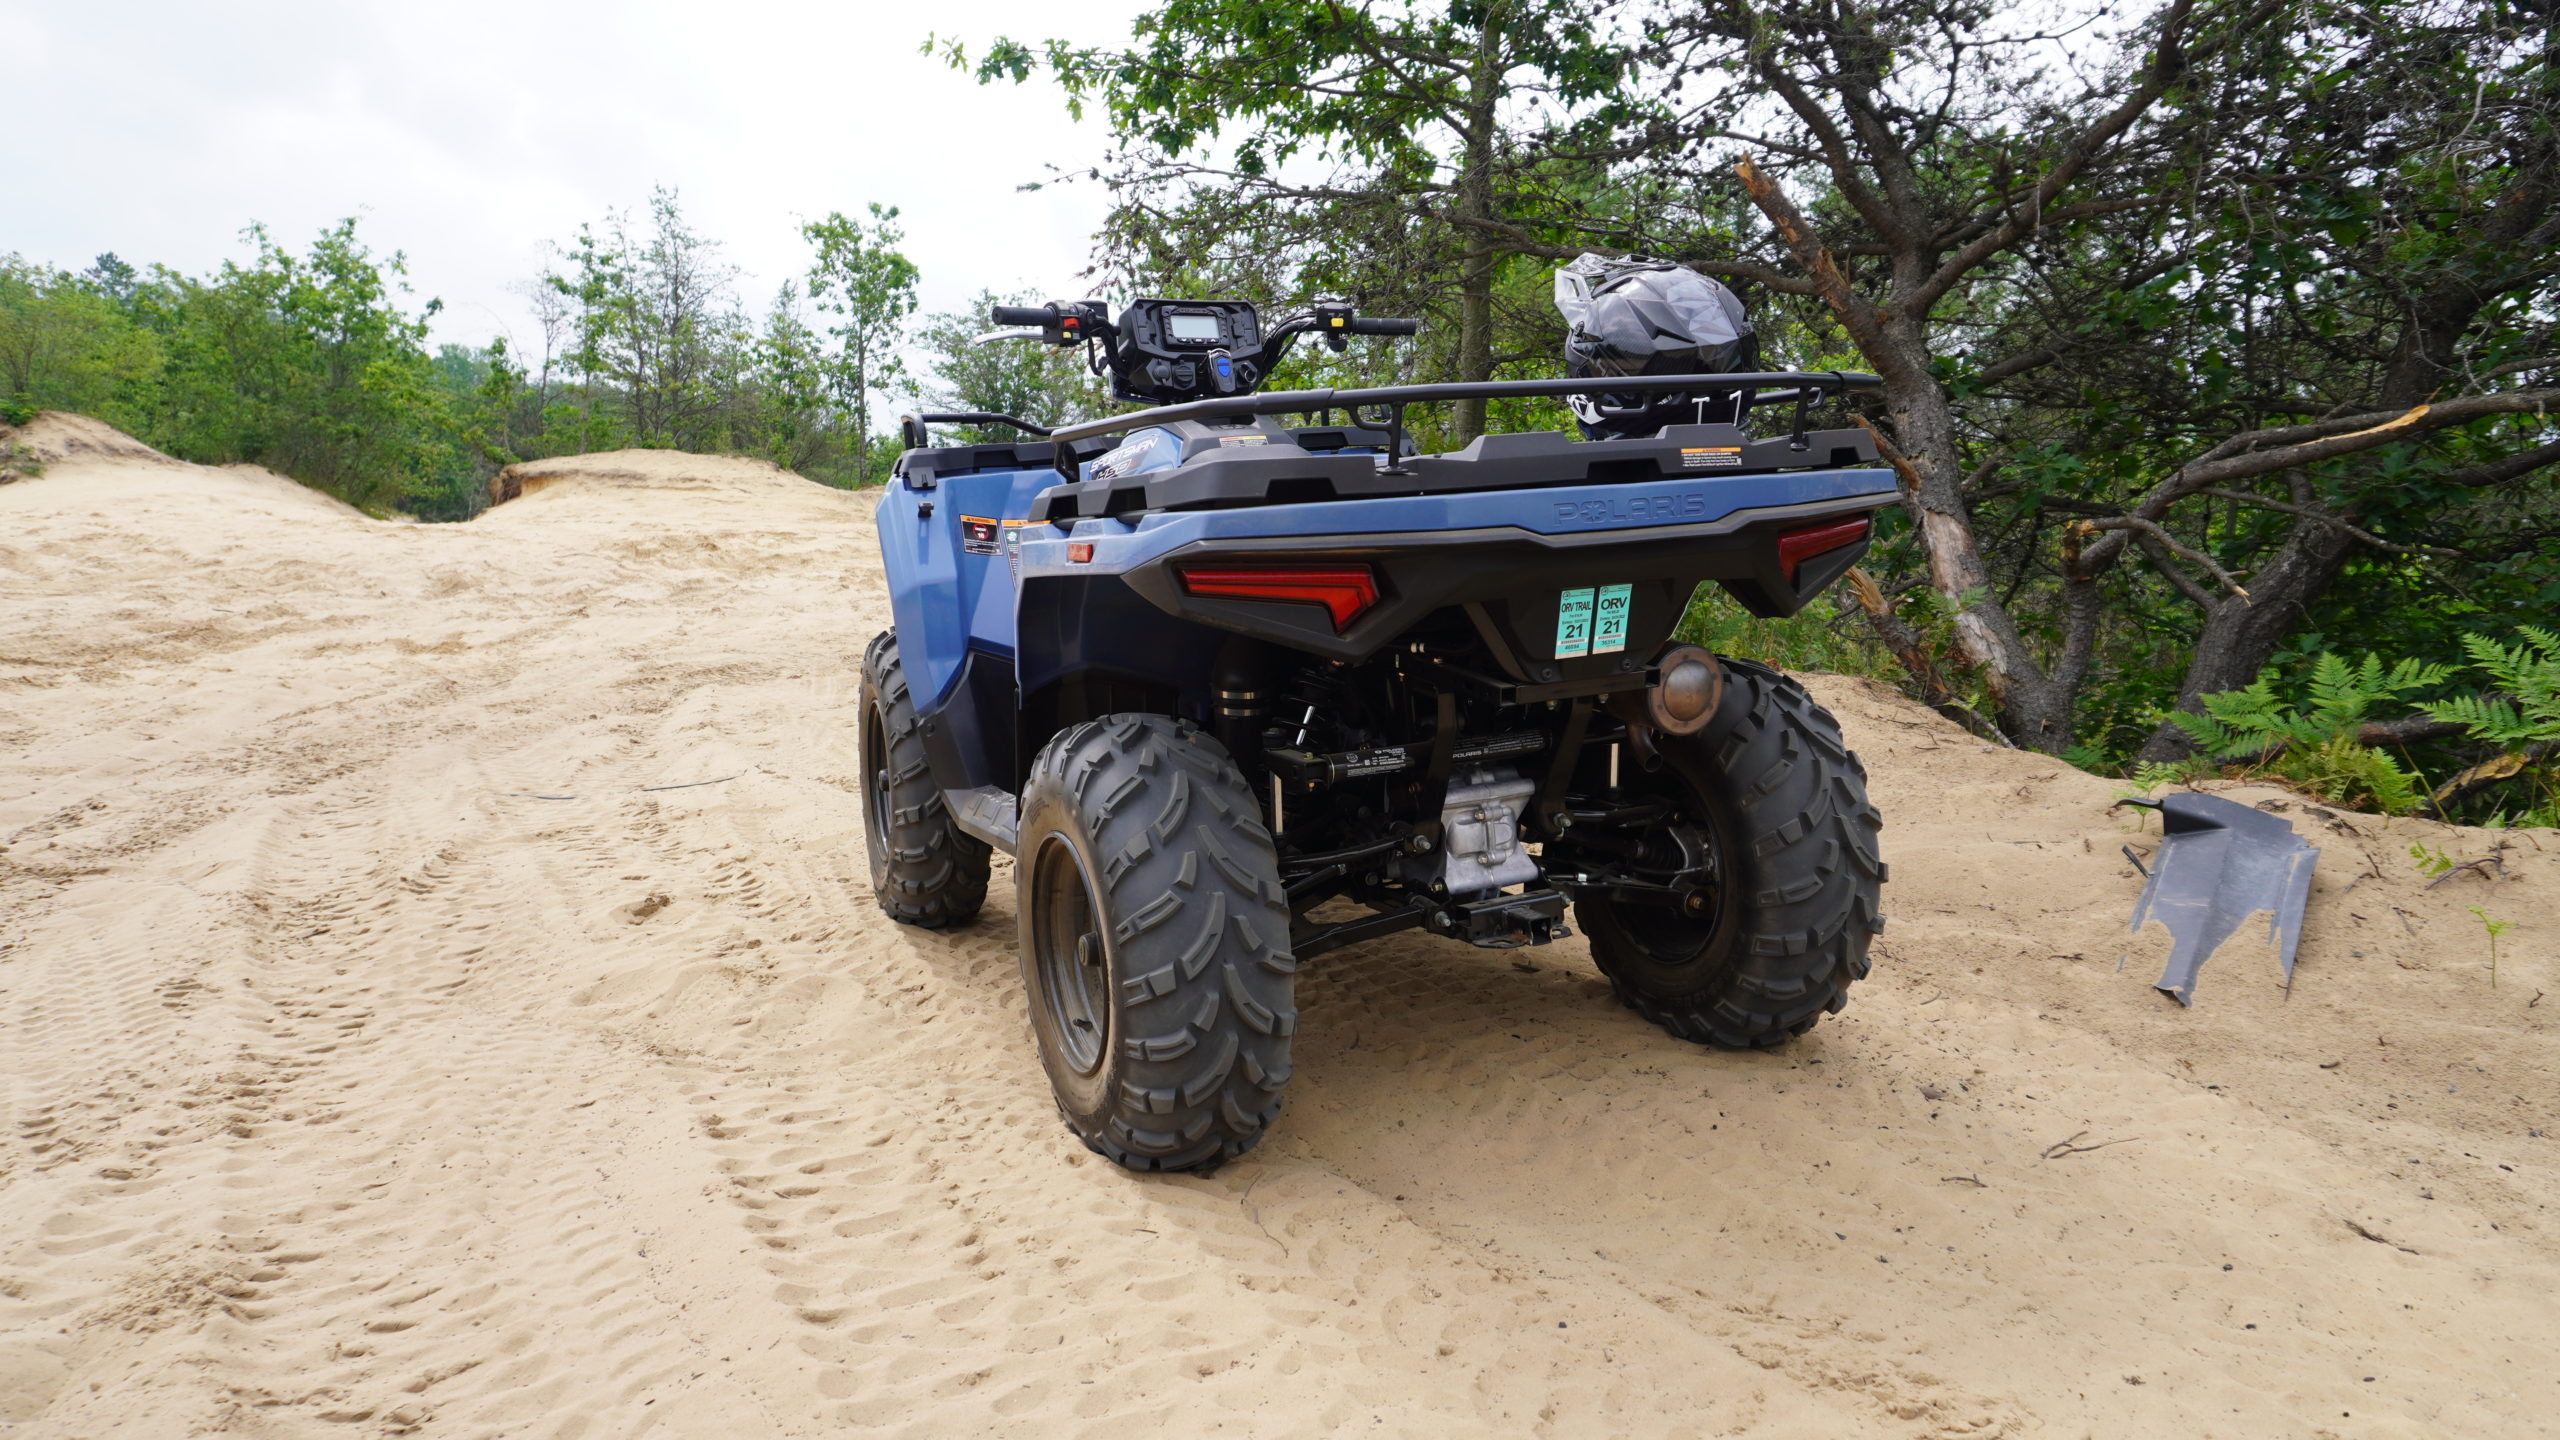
1574 658 1884 1046
859 631 990 928
1016 714 1296 1172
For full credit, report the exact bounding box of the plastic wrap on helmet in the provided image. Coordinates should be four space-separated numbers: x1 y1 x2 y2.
1571 268 1748 374
1555 253 1759 439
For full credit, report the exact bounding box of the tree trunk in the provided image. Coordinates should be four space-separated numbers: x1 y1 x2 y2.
1877 321 2078 750
1448 13 1505 446
2134 519 2359 762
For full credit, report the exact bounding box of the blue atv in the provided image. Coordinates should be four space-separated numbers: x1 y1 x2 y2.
866 287 1890 1172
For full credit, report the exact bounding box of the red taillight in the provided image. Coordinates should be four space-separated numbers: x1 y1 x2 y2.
1776 516 1871 580
1178 563 1380 631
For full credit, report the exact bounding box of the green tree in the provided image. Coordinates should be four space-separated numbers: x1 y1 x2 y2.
549 187 739 451
745 280 839 475
0 254 159 427
801 203 918 483
1595 0 2560 757
947 0 1641 443
141 219 447 510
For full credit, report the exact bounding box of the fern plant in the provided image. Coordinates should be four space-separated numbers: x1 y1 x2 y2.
2427 628 2560 745
2427 628 2560 826
2159 653 2448 813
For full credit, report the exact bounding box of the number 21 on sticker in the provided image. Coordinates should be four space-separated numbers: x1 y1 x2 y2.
1554 587 1595 658
1592 583 1631 654
1556 584 1633 660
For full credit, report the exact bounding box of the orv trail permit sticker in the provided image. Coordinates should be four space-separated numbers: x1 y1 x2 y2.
1592 583 1632 654
1554 587 1595 658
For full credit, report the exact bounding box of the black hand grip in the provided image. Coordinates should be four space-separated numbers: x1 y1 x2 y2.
1346 317 1420 335
990 305 1053 326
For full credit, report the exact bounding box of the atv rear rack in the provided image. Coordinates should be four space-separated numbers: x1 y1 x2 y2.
1034 370 1882 482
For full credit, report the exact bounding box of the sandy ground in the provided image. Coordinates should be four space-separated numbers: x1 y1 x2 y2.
3 413 2556 1439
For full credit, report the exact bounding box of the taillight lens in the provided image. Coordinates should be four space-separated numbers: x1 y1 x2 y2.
1178 563 1380 631
1776 516 1872 580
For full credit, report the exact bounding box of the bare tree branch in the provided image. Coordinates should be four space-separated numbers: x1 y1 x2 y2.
2130 529 2225 610
2194 487 2463 556
2079 515 2252 600
2437 438 2560 488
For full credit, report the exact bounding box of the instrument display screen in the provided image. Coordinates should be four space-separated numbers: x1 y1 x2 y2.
1165 313 1223 343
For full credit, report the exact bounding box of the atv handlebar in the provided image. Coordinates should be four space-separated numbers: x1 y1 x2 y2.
1343 317 1420 335
989 305 1054 327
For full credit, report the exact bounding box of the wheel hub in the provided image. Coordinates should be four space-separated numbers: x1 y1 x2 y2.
1028 835 1110 1075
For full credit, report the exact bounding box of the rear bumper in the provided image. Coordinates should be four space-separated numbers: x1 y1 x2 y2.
1016 468 1895 675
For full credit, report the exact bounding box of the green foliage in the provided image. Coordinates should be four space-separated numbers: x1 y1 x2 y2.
2151 653 2449 813
948 0 1655 441
2128 754 2216 791
2170 653 2450 758
7 186 931 509
2409 842 2455 879
2427 628 2560 747
742 281 835 476
133 220 447 512
2422 627 2560 827
801 204 919 482
546 188 735 452
0 253 161 430
2142 632 2560 821
946 1 1634 176
1674 586 1894 680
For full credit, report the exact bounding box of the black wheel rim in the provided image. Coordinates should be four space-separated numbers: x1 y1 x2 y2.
1027 833 1110 1074
863 708 892 846
1589 782 1738 971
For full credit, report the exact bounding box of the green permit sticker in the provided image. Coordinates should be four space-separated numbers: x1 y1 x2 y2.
1555 586 1595 658
1593 583 1632 654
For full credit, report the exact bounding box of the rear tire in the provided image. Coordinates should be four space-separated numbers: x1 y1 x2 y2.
859 631 990 928
1574 658 1884 1046
1016 714 1296 1172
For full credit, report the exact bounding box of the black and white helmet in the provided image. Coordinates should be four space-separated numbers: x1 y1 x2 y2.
1555 253 1760 440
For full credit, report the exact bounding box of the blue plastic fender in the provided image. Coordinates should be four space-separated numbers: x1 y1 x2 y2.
875 465 1055 709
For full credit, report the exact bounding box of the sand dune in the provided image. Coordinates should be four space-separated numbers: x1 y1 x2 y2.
2 421 2555 1438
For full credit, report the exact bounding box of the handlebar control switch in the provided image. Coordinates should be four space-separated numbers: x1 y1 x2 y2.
1311 301 1357 353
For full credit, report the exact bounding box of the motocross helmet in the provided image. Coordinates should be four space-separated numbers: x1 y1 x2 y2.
1555 253 1760 440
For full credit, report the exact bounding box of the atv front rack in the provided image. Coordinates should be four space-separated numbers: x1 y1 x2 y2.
1037 370 1882 483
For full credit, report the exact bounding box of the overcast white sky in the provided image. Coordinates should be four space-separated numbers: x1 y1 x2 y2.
5 0 1146 351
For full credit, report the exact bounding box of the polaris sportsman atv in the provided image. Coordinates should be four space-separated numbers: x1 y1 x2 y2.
864 263 1889 1172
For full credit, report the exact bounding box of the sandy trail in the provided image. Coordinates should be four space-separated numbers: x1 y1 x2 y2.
2 420 2555 1438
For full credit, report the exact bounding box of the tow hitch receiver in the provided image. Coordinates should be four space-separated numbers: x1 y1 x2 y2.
1434 889 1570 949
